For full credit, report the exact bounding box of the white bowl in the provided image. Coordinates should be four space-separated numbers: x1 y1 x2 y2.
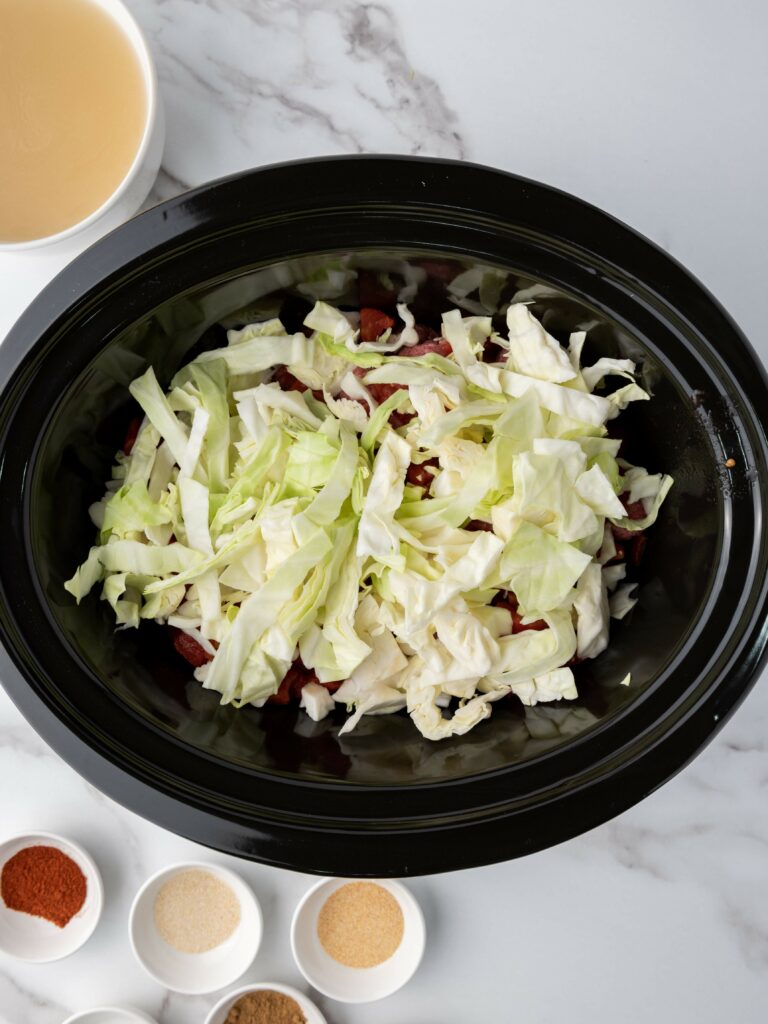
205 983 327 1024
291 878 425 1003
0 831 103 963
129 860 262 995
0 0 164 253
63 1008 158 1024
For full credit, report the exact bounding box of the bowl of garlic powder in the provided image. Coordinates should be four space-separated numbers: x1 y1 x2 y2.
291 877 425 1002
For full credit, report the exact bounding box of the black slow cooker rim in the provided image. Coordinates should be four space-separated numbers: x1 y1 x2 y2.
0 156 766 876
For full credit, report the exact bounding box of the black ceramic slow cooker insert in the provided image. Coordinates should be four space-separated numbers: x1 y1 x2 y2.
0 157 766 875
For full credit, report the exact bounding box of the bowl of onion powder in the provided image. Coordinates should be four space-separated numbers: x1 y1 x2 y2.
129 861 262 994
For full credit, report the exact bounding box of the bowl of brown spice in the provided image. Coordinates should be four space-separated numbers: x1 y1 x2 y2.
0 831 103 962
291 878 425 1003
205 982 326 1024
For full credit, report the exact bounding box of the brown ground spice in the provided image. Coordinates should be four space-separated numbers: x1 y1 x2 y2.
317 881 404 968
223 990 307 1024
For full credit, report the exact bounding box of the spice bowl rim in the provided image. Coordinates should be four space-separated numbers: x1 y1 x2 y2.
62 1007 159 1024
0 829 104 963
128 858 263 995
204 981 328 1024
290 877 426 1004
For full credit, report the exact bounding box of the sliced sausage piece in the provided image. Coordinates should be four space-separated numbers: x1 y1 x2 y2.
621 495 646 520
406 458 439 493
492 591 547 632
611 494 646 543
401 338 453 358
360 307 395 342
389 409 416 429
629 533 647 566
414 324 438 344
273 365 323 401
611 523 638 542
122 416 142 456
607 542 626 564
482 341 505 364
366 381 407 405
268 660 343 705
465 519 495 532
170 628 214 668
268 660 317 704
512 612 547 633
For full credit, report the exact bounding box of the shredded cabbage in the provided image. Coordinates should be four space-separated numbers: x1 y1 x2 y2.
67 300 671 740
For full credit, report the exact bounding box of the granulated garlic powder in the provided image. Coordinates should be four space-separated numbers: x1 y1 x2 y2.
317 881 404 968
154 868 241 954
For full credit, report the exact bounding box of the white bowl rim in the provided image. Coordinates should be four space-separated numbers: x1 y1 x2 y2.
290 876 426 1004
62 1007 159 1024
0 0 160 252
0 829 104 963
128 858 263 995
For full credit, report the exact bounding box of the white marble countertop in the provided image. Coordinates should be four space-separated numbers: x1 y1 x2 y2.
1 1 767 1021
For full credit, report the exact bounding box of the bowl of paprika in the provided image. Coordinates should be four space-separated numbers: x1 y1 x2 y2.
0 831 103 962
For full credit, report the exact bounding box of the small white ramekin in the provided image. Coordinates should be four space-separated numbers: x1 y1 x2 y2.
291 877 426 1003
205 983 327 1024
129 860 263 995
0 0 164 253
0 831 104 963
63 1009 158 1024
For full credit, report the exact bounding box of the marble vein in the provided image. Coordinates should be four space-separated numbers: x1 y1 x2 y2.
0 970 66 1024
130 0 464 195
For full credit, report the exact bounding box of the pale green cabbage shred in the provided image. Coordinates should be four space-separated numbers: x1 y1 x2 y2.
66 302 672 740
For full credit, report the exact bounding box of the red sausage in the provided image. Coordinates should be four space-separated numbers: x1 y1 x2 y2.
268 660 342 704
465 519 495 532
170 628 215 668
122 416 142 456
621 495 646 520
492 591 547 632
512 612 547 633
611 496 645 542
482 341 505 364
629 533 647 566
366 381 407 405
401 338 453 358
360 307 396 342
273 365 323 401
414 324 438 344
607 542 626 564
611 524 636 542
406 458 439 492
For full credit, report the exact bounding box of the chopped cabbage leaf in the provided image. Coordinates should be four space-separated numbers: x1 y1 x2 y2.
67 298 671 741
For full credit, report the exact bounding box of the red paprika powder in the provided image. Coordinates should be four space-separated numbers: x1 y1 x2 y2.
1 845 87 927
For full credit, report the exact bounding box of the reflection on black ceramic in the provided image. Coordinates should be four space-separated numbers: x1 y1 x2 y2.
0 157 766 875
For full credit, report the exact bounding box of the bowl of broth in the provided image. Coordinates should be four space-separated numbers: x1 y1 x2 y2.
0 0 163 250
